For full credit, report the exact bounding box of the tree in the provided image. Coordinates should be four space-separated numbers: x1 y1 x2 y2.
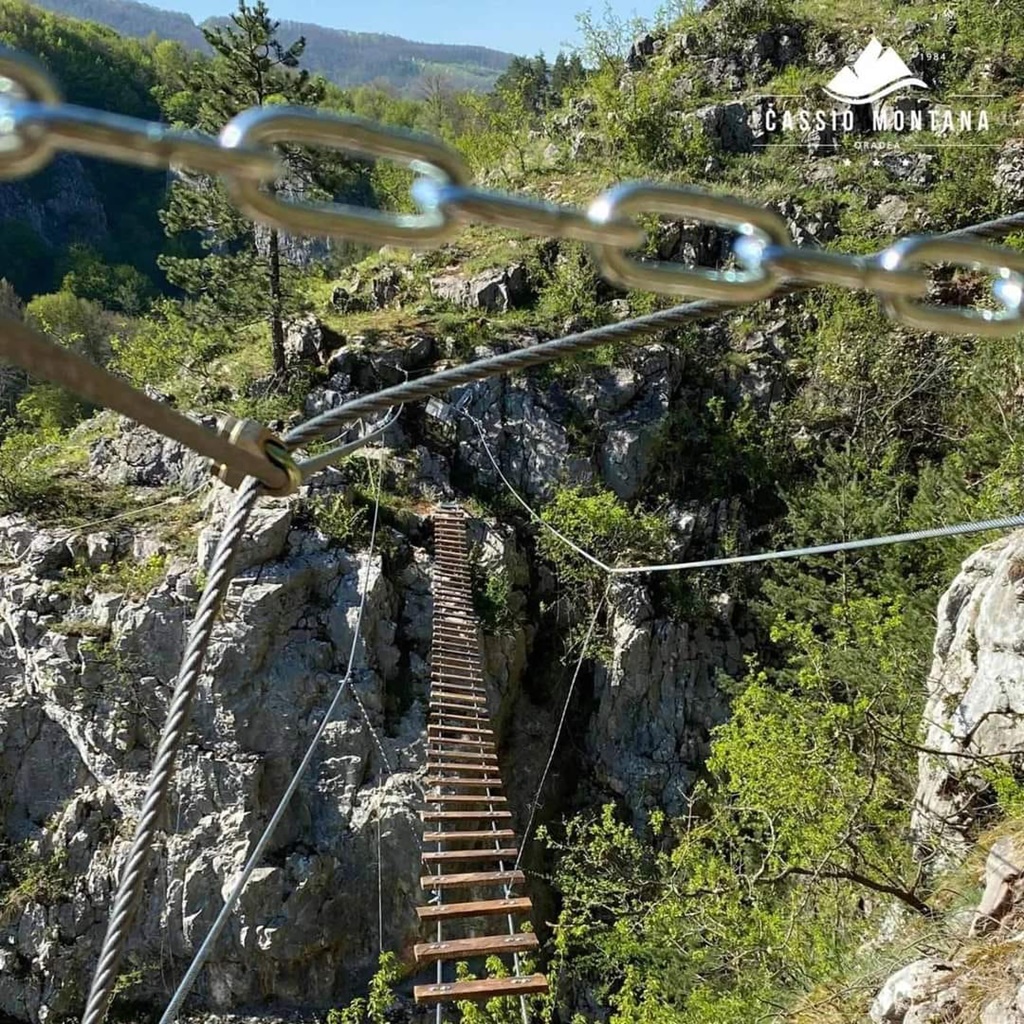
157 1 326 374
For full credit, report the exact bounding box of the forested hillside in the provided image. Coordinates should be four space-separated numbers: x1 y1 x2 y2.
31 0 515 92
1 0 1024 1022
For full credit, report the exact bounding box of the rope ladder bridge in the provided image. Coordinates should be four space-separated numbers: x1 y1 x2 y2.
0 42 1022 1024
415 505 548 1009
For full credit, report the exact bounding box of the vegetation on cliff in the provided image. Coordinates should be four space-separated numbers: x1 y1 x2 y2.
2 0 1024 1020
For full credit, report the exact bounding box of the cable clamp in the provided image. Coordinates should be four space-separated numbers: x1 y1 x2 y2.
213 415 302 497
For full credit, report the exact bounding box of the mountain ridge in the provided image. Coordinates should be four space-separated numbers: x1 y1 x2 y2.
29 0 515 93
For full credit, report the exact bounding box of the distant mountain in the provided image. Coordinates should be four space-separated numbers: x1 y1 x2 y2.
29 0 514 93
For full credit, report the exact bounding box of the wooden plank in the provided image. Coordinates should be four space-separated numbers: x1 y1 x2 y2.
429 724 495 738
423 829 515 842
421 848 518 863
419 869 524 889
426 762 500 774
425 794 508 805
427 748 497 760
416 896 531 922
430 702 487 713
430 713 490 726
414 932 538 964
430 702 488 715
426 751 498 764
430 694 487 707
425 745 497 761
414 974 548 1004
425 679 485 696
420 810 512 821
423 774 503 782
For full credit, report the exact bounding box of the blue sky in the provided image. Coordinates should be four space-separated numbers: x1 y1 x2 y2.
161 0 669 58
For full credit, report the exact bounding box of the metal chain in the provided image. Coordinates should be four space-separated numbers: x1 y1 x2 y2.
0 41 1014 1020
0 47 1019 490
81 476 262 1024
0 46 1021 344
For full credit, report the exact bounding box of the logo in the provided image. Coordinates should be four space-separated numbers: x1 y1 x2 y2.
756 34 999 147
824 36 928 105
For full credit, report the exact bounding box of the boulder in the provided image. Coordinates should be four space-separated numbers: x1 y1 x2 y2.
429 264 531 313
89 415 212 490
626 32 658 70
869 960 956 1024
911 530 1024 860
995 140 1024 205
693 103 754 154
283 315 339 367
971 835 1024 936
370 266 403 309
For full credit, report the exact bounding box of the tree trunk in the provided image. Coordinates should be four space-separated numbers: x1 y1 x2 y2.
268 225 286 375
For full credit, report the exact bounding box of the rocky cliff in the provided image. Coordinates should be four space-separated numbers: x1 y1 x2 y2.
0 338 750 1020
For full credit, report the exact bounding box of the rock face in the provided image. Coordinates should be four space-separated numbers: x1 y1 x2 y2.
971 835 1024 936
429 265 530 313
869 959 956 1024
587 581 746 818
89 416 212 489
911 530 1024 860
0 475 536 1021
0 154 108 250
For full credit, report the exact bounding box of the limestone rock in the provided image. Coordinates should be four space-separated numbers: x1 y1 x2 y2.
283 315 339 367
429 264 530 312
995 140 1024 205
971 835 1024 936
869 959 956 1024
89 416 211 489
912 530 1024 860
693 103 754 154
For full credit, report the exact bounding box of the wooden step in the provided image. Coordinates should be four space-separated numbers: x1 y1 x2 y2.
420 869 524 890
429 679 486 693
430 691 486 705
421 810 512 822
426 764 500 776
425 794 508 805
426 777 505 788
430 714 490 727
429 723 494 736
428 667 483 684
423 829 516 842
431 662 483 676
428 688 483 704
426 751 498 764
414 932 538 965
421 848 518 864
430 703 488 717
416 896 532 922
414 974 549 1004
428 743 497 755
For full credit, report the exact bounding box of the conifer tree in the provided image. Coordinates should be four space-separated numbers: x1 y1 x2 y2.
158 1 326 374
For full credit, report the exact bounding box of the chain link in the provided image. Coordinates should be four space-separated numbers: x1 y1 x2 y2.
0 46 1021 338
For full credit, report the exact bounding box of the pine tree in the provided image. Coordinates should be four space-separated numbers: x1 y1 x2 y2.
158 1 326 375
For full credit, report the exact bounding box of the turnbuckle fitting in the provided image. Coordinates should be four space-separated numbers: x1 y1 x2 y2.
212 415 302 496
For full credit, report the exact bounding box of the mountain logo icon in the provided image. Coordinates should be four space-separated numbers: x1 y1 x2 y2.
824 36 928 105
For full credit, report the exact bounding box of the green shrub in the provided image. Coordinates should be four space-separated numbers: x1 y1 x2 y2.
310 491 370 548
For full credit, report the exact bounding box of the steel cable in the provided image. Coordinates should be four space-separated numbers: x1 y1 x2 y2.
81 476 262 1024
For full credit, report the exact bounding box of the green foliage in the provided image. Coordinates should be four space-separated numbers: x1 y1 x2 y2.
309 491 370 548
454 952 548 1024
158 0 328 373
540 487 668 581
59 245 154 314
326 951 401 1024
0 842 68 927
534 242 604 328
110 299 229 390
471 564 522 636
57 553 169 602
